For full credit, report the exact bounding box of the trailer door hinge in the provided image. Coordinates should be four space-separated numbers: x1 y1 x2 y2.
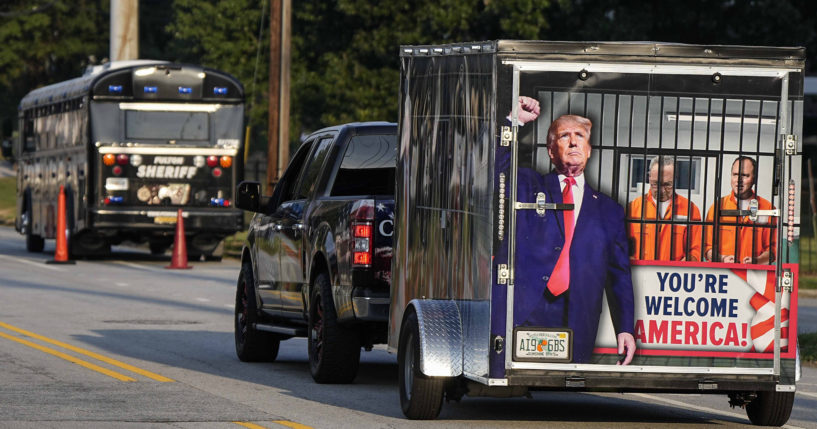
780 270 793 293
500 126 513 147
497 264 509 285
784 134 797 155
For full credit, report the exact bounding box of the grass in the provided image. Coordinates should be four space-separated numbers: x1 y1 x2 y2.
0 176 16 226
802 332 817 366
223 230 246 260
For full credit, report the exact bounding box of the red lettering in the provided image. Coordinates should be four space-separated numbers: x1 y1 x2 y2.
634 320 646 343
671 320 683 344
701 321 708 345
710 322 724 346
684 321 699 345
649 319 668 344
725 322 740 346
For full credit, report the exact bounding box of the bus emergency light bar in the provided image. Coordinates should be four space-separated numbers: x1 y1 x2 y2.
118 102 221 113
666 114 778 126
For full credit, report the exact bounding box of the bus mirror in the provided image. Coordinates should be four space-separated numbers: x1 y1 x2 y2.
237 181 261 212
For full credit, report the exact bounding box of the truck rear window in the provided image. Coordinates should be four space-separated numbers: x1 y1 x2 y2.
331 134 396 196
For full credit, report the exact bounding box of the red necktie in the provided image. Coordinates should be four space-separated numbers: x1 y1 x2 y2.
547 177 576 296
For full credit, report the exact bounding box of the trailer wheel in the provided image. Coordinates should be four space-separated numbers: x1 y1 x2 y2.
398 309 444 420
234 263 279 362
308 272 360 383
23 206 44 253
745 390 794 426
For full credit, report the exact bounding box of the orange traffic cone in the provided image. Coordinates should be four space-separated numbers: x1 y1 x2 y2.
47 185 75 265
166 209 192 269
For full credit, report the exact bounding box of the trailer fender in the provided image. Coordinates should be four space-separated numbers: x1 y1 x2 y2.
407 299 462 377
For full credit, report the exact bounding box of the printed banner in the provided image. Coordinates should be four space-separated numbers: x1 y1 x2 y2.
595 262 796 357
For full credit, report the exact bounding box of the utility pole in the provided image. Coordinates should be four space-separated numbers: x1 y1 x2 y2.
110 0 139 61
266 0 291 192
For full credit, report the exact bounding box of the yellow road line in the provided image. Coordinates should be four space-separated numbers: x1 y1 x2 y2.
0 331 136 382
271 421 314 429
234 423 270 429
234 421 313 429
0 321 174 382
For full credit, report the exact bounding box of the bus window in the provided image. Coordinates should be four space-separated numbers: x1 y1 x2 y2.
125 110 208 141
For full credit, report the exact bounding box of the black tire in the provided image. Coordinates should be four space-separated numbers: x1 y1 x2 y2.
149 241 169 255
745 390 794 426
23 205 44 253
398 309 444 420
308 272 360 383
234 263 280 362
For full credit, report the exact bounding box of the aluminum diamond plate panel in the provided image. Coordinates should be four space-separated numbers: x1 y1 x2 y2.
414 300 463 377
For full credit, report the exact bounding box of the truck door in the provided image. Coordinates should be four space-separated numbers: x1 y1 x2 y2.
255 141 313 311
504 62 798 371
278 135 334 315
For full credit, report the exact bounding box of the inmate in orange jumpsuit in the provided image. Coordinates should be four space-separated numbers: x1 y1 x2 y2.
704 192 776 264
627 193 702 261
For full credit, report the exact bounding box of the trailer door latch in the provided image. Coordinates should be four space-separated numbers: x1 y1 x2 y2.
492 335 504 354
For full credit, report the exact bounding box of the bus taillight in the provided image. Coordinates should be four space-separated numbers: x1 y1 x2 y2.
103 154 116 166
116 154 129 165
220 156 232 168
206 156 219 168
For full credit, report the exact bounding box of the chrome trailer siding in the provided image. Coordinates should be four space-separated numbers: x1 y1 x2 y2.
390 47 497 378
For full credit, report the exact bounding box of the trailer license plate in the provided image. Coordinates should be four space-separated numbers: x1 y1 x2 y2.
513 328 572 362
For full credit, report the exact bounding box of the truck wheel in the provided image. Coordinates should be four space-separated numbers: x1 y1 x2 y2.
308 272 360 383
398 309 444 420
23 207 44 253
234 264 279 362
745 390 794 426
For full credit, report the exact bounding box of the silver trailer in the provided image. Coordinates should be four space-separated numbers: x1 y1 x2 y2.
391 41 804 425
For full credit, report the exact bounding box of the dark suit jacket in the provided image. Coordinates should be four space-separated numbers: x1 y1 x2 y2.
512 169 635 363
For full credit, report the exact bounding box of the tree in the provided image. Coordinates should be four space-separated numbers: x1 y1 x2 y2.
167 0 270 153
0 0 108 139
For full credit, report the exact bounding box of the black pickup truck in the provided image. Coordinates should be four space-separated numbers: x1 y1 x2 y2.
234 122 396 383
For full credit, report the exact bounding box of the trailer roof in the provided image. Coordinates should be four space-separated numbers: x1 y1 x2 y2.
400 40 805 68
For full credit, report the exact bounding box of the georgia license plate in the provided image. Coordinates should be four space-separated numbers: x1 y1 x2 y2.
513 328 572 362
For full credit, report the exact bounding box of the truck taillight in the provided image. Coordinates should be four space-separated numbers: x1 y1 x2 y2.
353 222 373 266
351 199 375 267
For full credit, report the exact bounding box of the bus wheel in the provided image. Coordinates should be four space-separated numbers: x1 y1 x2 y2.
70 232 110 258
23 208 44 252
149 241 170 255
398 308 444 420
745 390 794 426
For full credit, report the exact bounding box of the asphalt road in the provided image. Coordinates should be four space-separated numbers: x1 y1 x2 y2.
0 226 815 429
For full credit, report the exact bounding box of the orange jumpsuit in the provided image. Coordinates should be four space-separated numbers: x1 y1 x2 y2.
704 193 776 264
627 193 702 261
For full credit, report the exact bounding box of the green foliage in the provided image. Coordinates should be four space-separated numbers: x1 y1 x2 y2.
0 176 16 225
0 1 108 137
1 0 816 157
168 0 270 153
